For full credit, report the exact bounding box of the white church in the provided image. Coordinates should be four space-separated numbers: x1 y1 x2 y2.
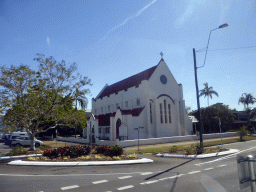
85 54 192 145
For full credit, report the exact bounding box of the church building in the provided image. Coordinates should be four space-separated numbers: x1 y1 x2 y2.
86 55 192 145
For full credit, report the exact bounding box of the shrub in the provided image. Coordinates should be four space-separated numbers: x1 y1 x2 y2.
8 146 27 156
107 145 123 157
193 144 203 154
96 145 110 154
170 145 178 153
237 126 249 141
184 145 193 155
112 156 120 160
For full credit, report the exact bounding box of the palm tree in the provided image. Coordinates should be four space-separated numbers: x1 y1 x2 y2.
73 88 88 138
199 83 219 107
238 93 256 110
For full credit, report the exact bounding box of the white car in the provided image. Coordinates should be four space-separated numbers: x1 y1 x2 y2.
11 137 43 148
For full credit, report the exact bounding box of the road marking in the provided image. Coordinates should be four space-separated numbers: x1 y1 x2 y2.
140 172 153 175
61 185 79 190
195 146 256 166
0 171 162 177
92 180 108 184
140 180 159 185
188 171 201 175
204 167 214 171
118 175 132 179
217 164 227 167
117 185 134 190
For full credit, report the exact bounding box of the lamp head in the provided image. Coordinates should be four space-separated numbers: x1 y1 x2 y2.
219 23 228 28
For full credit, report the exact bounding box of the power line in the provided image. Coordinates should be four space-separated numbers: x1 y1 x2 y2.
196 45 256 52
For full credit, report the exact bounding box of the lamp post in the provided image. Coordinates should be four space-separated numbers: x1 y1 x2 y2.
193 23 228 150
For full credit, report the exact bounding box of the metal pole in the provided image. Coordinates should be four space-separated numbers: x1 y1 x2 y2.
219 118 223 146
138 128 140 152
90 121 92 157
248 155 256 192
193 48 203 150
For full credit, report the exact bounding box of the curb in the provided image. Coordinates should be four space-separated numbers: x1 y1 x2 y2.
155 149 239 159
7 158 154 166
0 154 43 160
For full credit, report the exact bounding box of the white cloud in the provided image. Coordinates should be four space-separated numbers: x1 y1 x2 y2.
97 0 158 43
175 0 206 27
47 37 50 47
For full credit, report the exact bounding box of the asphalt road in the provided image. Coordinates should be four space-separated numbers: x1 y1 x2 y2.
1 140 256 192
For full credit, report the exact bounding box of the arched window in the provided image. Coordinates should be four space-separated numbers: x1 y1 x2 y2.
168 104 171 123
116 118 121 139
160 103 163 123
150 102 153 124
164 100 167 123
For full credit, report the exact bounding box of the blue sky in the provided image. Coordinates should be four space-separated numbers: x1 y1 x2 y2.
0 0 255 111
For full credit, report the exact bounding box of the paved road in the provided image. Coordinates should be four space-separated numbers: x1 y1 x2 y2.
1 140 256 192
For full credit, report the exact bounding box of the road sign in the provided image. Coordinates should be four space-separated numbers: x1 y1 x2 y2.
237 151 256 191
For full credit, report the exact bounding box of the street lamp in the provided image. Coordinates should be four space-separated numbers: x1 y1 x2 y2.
193 23 228 151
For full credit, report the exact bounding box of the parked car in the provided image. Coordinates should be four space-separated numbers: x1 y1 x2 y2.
11 137 43 148
5 132 28 145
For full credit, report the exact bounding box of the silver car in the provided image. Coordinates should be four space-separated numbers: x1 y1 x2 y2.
11 137 43 148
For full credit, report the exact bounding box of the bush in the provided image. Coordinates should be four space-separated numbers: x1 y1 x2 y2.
108 145 123 157
170 145 178 153
42 145 90 158
184 145 193 155
96 145 110 155
237 126 249 141
8 146 27 156
193 144 203 154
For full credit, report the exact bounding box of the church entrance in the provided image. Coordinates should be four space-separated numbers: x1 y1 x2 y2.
116 118 121 140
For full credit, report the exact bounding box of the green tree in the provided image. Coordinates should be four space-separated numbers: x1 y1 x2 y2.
201 104 235 133
238 93 256 110
0 54 92 150
199 83 219 107
72 88 89 138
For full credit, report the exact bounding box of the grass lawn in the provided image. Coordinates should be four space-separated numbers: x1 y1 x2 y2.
124 135 256 154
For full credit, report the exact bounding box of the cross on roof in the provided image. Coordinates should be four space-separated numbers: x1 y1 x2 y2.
160 52 164 59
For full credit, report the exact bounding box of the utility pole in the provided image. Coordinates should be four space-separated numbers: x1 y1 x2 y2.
193 48 204 150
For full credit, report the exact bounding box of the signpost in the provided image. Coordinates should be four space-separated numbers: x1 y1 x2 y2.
134 127 143 151
219 118 223 146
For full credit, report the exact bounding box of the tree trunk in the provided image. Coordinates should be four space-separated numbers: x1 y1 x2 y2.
30 135 35 151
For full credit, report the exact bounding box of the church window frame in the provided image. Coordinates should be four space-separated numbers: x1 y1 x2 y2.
164 100 167 123
160 103 163 123
168 104 171 123
150 102 153 124
137 98 140 106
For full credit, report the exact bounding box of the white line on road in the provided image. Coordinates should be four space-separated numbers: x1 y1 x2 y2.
118 176 132 179
188 171 201 175
140 180 159 185
117 185 134 190
195 146 256 166
61 185 79 190
92 180 108 184
140 172 153 175
217 164 227 167
204 167 214 171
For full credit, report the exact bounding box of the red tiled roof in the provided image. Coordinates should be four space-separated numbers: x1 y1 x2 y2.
95 107 145 126
96 59 163 99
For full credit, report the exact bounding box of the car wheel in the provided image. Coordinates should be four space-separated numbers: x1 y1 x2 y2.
16 143 21 147
35 143 40 148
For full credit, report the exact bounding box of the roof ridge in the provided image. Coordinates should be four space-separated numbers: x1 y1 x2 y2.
96 59 163 99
